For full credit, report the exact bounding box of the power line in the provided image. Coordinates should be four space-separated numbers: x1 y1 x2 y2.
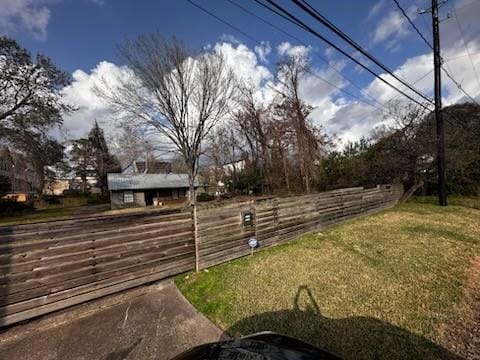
392 0 433 50
289 0 434 104
225 0 384 108
394 0 479 104
184 0 383 111
441 66 480 104
444 51 480 61
253 0 432 110
186 0 466 131
451 0 480 92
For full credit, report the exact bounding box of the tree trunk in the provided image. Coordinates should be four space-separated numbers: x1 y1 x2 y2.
399 179 424 203
188 164 196 206
81 176 87 195
281 143 291 194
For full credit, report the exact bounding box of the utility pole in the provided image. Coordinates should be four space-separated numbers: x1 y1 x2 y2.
432 0 447 206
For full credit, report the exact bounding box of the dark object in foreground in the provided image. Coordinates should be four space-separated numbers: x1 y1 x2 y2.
172 332 341 360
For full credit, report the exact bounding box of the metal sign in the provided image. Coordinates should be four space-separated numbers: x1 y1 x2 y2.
248 237 258 256
242 210 254 226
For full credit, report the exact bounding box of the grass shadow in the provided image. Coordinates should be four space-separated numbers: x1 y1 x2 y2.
227 286 462 360
403 224 478 245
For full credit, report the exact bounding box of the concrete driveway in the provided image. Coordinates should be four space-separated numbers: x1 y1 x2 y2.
0 280 225 360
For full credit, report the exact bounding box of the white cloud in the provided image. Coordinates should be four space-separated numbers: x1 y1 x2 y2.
59 33 480 153
372 9 410 45
277 42 310 58
214 42 272 87
254 41 271 63
219 34 242 45
60 61 130 140
0 0 52 40
363 40 480 106
368 0 386 19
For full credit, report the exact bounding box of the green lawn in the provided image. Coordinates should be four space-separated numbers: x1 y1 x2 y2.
0 206 81 226
176 203 480 359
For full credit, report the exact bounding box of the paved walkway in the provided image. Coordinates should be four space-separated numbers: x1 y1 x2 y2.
0 280 225 360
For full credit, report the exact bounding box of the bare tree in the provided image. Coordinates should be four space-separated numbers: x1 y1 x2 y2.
97 34 236 205
234 85 271 184
275 53 322 193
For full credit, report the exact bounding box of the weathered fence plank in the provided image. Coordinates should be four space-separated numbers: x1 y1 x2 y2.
0 184 403 327
0 208 195 327
196 184 403 270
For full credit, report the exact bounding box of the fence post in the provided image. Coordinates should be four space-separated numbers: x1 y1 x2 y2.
193 204 199 272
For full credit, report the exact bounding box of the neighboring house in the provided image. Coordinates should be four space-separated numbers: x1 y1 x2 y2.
223 159 246 174
0 146 41 194
107 173 200 209
43 179 70 196
204 159 247 195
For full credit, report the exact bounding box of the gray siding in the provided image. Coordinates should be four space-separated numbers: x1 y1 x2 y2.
134 191 146 207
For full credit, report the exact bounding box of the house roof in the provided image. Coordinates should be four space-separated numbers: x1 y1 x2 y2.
107 173 198 191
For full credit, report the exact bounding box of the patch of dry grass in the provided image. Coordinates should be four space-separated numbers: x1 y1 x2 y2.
0 206 82 226
176 203 480 359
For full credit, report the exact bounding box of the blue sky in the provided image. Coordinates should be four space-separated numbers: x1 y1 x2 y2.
13 0 430 80
2 0 479 146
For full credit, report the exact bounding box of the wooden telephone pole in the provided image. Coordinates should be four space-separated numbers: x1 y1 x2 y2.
432 0 447 206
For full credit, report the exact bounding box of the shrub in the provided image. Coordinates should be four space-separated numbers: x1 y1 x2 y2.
40 194 62 205
0 201 34 216
197 192 215 202
87 194 110 204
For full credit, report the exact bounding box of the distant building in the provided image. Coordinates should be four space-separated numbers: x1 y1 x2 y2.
203 159 246 195
107 173 200 209
0 146 40 194
43 179 70 196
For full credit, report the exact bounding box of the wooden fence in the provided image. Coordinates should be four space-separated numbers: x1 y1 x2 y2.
0 209 195 327
0 184 402 327
196 184 403 270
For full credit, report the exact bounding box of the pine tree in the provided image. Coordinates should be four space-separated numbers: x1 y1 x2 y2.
88 121 120 194
70 138 94 195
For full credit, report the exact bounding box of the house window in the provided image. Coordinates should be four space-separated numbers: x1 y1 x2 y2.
124 191 134 204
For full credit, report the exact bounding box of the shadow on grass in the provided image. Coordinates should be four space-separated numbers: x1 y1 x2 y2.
228 286 462 360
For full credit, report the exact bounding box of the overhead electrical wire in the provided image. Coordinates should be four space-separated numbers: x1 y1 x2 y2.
289 0 434 104
186 0 467 131
451 0 480 92
253 0 432 110
226 0 384 108
391 0 480 105
392 0 433 50
184 0 385 112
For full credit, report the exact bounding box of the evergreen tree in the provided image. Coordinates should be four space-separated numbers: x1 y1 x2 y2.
70 138 94 195
88 121 120 194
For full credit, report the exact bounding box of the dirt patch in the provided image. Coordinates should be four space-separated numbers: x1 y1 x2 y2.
440 255 480 359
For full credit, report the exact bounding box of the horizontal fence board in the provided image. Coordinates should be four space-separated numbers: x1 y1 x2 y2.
0 253 195 317
0 251 195 308
0 239 194 285
0 184 402 327
0 225 193 270
0 210 189 242
197 184 403 271
0 209 195 326
0 257 194 327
